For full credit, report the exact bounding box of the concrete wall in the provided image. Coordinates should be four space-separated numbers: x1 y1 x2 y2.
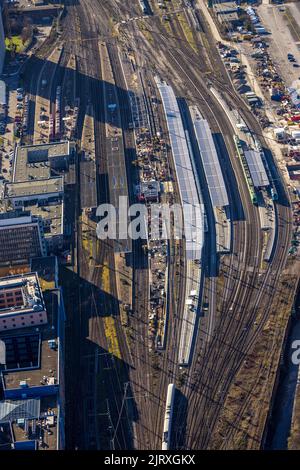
0 309 47 332
4 383 58 399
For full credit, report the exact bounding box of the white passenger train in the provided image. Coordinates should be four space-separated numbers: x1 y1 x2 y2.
139 0 148 14
162 383 175 450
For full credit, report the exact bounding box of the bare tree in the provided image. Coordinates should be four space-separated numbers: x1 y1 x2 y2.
21 25 33 45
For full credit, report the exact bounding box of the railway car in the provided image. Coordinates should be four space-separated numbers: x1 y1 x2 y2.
271 187 278 201
162 383 175 450
139 0 148 14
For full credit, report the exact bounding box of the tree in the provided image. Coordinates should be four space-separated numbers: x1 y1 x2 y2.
21 25 33 45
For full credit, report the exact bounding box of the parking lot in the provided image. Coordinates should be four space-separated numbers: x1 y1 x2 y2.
0 17 53 185
258 3 300 89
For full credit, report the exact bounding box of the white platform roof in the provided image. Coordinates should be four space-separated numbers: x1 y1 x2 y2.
193 118 229 207
244 149 269 188
156 80 204 260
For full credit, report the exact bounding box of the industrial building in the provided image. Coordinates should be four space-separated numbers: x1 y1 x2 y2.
0 273 47 332
0 211 47 266
193 116 229 208
244 149 269 188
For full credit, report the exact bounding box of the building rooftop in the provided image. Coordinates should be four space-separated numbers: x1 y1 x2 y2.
4 177 64 200
1 288 60 390
0 396 58 450
0 273 45 318
28 202 63 238
11 396 58 450
13 142 71 183
0 210 33 225
139 180 160 200
218 12 239 23
0 398 41 423
0 211 46 266
30 256 58 291
213 2 238 14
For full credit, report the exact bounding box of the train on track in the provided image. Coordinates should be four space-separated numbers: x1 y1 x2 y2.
139 0 149 15
162 383 175 450
271 187 278 201
234 135 258 205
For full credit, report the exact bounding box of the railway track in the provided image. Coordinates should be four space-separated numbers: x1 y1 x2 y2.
56 0 294 450
60 0 135 449
124 5 293 449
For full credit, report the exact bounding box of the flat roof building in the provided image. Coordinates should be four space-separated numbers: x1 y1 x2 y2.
3 177 64 209
138 180 160 202
13 141 74 183
0 273 47 332
212 2 241 29
0 211 47 266
2 177 65 252
213 2 239 14
0 286 66 449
